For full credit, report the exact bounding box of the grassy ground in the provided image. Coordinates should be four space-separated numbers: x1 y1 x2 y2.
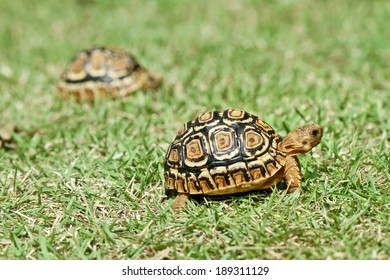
0 0 389 260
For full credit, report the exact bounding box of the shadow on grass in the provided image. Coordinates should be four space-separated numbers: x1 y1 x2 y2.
165 182 289 207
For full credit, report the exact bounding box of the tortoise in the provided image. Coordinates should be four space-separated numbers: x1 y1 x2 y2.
57 46 163 101
164 108 323 211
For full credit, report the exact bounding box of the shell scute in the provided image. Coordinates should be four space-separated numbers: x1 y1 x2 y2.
209 125 240 160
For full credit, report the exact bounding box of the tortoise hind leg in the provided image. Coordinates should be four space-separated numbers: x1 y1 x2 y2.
172 193 190 211
284 155 302 193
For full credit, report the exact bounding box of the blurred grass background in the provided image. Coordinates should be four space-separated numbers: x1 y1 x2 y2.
0 0 389 259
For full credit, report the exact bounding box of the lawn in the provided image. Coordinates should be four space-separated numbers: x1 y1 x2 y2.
0 0 389 260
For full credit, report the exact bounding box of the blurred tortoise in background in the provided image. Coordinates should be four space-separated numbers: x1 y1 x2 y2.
57 46 163 101
164 108 323 211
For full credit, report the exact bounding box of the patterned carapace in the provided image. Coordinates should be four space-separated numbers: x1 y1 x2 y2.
57 46 162 101
164 109 287 196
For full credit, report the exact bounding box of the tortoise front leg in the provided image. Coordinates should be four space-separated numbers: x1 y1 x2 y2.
172 193 190 211
283 155 301 193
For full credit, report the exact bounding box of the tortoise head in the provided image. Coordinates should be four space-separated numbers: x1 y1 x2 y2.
281 124 323 156
142 71 163 91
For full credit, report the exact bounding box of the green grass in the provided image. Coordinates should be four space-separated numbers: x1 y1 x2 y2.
0 0 389 260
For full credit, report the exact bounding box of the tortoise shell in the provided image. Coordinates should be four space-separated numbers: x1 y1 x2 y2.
164 109 287 196
57 46 162 101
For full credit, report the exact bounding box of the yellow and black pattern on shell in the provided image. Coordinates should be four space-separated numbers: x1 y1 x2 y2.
164 109 287 196
57 47 148 101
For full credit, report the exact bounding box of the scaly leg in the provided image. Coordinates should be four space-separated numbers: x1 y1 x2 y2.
171 193 190 211
283 155 301 193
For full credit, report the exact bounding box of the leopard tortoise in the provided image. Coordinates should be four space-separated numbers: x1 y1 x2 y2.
57 46 163 101
164 108 323 211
